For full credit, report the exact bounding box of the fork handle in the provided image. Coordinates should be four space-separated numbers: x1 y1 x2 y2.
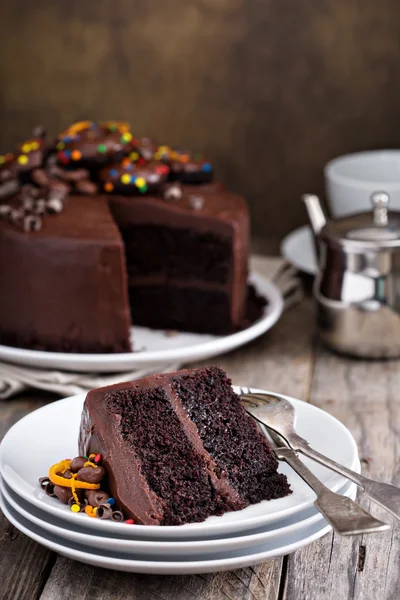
275 447 388 535
298 443 400 521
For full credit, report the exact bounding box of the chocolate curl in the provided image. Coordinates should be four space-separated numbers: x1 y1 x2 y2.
49 165 90 182
32 199 47 217
0 179 19 199
0 204 11 219
67 496 88 512
164 183 182 201
188 194 205 210
39 476 51 490
96 504 113 520
9 208 25 226
44 482 56 497
111 510 124 522
23 214 42 232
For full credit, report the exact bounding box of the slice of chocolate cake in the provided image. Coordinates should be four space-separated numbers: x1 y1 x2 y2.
79 367 291 526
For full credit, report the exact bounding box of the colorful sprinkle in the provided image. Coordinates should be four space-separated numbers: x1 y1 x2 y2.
139 184 148 193
62 136 72 143
109 169 118 177
18 155 29 165
104 182 114 192
71 150 82 161
126 519 135 525
155 165 169 175
31 141 40 150
108 124 118 132
22 143 32 153
0 156 5 164
71 504 80 513
56 142 65 151
121 132 132 143
130 152 139 161
135 177 146 188
122 158 131 167
137 158 146 166
57 152 69 163
202 163 212 172
107 498 115 506
64 150 72 158
97 144 107 154
121 173 131 184
94 453 102 463
125 163 133 171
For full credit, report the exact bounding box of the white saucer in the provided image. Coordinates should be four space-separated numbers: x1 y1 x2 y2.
0 272 282 373
1 473 358 558
0 491 336 574
0 387 358 540
281 226 317 275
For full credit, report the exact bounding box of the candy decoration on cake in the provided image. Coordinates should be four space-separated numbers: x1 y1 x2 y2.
0 119 215 233
100 158 170 195
154 146 213 184
38 453 130 522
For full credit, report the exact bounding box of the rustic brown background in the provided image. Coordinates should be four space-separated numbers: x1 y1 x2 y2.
1 0 400 238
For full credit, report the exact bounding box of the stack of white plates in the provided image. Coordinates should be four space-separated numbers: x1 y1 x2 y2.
0 388 360 574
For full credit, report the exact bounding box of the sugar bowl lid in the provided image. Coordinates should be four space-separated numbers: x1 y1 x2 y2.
322 192 400 249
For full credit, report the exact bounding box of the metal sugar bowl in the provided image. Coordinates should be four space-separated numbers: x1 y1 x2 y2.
303 192 400 358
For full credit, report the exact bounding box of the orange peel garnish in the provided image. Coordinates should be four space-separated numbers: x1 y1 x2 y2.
48 460 100 490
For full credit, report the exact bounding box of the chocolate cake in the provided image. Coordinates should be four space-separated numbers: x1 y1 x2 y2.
0 121 262 353
79 366 291 525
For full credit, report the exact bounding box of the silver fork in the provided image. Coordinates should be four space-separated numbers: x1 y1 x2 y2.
239 387 389 535
239 388 400 522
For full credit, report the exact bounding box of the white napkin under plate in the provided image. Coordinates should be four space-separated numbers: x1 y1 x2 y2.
0 256 303 399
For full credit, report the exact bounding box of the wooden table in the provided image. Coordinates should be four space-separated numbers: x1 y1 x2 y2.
1 295 399 600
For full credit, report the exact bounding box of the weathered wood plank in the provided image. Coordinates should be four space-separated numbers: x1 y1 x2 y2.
0 392 59 600
283 345 400 600
38 299 315 600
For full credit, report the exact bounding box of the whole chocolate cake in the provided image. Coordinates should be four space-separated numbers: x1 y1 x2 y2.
79 366 291 525
0 121 261 353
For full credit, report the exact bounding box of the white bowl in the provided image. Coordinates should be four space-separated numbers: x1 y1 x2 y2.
325 150 400 217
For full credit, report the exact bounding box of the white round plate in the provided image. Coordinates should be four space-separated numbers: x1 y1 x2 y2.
281 226 317 275
0 272 282 373
0 473 357 558
0 387 358 539
0 492 334 574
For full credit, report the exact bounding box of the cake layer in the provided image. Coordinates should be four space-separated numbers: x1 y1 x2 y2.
128 285 238 334
79 367 291 525
121 224 233 284
0 196 131 353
